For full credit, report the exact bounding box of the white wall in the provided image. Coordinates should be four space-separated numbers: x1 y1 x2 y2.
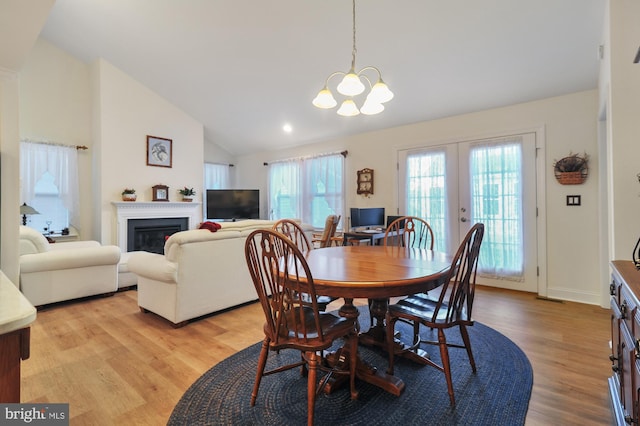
236 90 602 305
0 69 21 283
19 38 93 237
606 0 640 261
91 58 205 245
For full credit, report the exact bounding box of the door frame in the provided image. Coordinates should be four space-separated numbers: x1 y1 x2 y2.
392 126 548 297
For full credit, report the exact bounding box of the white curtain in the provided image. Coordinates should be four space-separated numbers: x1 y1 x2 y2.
302 155 344 228
406 150 448 253
469 138 524 280
204 163 230 189
269 160 301 220
268 153 344 228
20 141 80 227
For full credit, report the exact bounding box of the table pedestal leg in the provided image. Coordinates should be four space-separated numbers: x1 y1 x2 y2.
324 298 405 396
359 298 432 365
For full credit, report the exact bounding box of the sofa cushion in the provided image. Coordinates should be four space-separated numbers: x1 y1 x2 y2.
19 226 51 255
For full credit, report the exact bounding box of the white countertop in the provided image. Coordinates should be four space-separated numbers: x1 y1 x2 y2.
0 271 36 334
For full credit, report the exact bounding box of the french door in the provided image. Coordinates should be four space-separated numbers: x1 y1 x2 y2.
398 133 538 291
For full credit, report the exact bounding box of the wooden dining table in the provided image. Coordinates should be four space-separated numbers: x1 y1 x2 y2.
299 244 453 396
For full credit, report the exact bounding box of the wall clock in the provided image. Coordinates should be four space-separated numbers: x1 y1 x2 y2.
357 168 374 196
152 184 170 201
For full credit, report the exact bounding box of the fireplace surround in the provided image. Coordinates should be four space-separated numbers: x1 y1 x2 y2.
112 201 201 253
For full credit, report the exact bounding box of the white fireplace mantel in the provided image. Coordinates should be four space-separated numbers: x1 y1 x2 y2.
112 201 201 252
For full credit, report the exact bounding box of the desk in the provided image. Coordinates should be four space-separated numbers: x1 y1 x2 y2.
342 230 386 246
301 245 451 395
342 229 405 246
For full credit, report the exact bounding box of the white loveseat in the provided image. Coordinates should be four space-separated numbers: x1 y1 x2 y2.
19 226 121 307
128 219 313 326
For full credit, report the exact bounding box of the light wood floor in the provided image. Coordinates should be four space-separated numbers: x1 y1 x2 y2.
21 286 612 425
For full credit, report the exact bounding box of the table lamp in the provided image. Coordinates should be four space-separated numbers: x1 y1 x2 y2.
20 203 40 226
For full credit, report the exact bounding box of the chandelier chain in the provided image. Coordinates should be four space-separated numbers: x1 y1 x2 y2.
351 0 357 71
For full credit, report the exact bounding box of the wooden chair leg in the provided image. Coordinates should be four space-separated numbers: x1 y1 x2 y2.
251 338 270 406
437 329 455 406
306 351 318 426
459 325 477 373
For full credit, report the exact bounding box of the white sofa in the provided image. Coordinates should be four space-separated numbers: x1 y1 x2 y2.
19 226 121 307
128 219 313 326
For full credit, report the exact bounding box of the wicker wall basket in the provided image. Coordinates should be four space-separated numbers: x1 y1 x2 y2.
553 154 589 185
555 171 587 185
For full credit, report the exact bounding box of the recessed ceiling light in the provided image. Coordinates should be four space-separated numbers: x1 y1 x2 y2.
283 124 293 133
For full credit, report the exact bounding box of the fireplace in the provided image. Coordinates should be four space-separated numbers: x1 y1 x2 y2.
127 217 188 254
112 201 201 253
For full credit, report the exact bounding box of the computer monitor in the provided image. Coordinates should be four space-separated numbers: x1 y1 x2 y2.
350 207 385 229
386 215 406 229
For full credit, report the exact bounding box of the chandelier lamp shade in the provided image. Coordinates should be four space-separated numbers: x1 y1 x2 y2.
312 0 393 116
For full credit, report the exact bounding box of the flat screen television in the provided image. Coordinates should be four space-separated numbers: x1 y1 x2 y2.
206 189 260 220
350 207 385 229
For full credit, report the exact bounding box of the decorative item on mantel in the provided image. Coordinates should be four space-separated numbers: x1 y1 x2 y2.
553 152 589 185
178 187 196 202
121 188 137 201
152 184 170 202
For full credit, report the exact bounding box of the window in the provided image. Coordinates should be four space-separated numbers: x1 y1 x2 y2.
20 141 79 232
268 153 344 229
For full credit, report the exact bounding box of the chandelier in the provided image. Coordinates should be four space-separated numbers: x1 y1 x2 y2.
312 0 393 116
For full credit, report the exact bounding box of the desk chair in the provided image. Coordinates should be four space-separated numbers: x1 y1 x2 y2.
245 229 358 425
385 223 484 405
312 214 340 248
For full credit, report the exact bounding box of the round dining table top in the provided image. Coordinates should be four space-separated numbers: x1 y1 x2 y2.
301 245 452 299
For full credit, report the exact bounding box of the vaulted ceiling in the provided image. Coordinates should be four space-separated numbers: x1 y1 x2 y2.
27 1 608 155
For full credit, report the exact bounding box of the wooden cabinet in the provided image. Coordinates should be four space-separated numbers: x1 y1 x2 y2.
0 271 36 403
609 261 640 425
0 328 30 402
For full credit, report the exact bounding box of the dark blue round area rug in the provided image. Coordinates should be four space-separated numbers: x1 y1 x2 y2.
168 310 532 425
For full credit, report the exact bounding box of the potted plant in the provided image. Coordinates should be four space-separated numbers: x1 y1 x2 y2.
178 187 196 202
553 152 589 185
121 188 137 201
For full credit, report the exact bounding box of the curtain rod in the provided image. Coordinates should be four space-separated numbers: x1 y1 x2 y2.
205 161 234 167
263 150 348 166
21 138 88 150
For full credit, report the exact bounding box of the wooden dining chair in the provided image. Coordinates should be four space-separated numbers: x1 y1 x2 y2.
245 229 359 425
385 223 484 406
370 216 435 325
273 219 335 311
272 219 312 254
383 216 434 249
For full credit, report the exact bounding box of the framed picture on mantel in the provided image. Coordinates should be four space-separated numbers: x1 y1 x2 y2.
147 135 172 168
152 184 170 202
